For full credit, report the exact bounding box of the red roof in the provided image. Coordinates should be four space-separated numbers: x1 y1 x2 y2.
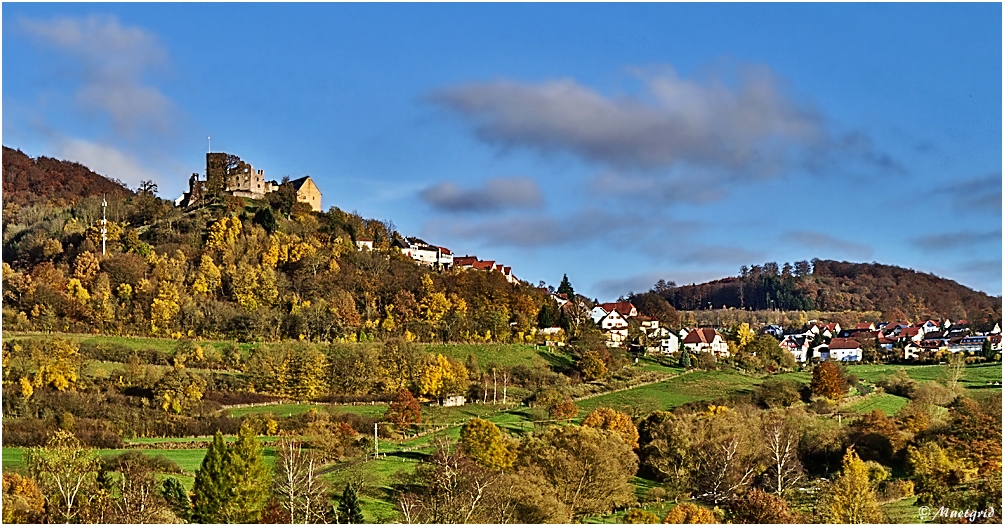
601 301 637 316
899 327 922 338
472 260 495 270
454 256 478 266
683 328 721 344
438 246 452 255
854 323 874 330
829 337 861 350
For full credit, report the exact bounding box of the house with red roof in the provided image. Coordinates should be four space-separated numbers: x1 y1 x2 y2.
682 328 729 358
824 338 862 362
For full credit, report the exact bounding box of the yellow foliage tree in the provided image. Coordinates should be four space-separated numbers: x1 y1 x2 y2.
460 418 517 470
150 282 181 334
206 216 242 251
419 354 468 401
662 502 718 524
582 408 640 448
72 251 101 283
736 322 755 349
66 278 90 304
2 472 46 524
822 447 883 524
32 339 80 391
191 255 222 296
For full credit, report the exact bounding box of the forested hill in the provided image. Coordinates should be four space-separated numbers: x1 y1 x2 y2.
656 259 1001 324
1 148 550 343
2 146 134 206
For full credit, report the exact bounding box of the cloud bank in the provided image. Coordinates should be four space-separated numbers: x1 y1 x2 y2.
421 177 544 212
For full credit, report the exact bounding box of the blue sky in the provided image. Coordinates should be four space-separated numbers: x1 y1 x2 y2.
4 3 1001 298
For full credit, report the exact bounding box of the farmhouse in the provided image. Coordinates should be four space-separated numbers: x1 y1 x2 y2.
682 328 729 358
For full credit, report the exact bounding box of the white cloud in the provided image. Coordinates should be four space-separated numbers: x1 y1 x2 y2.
21 15 174 136
430 65 823 170
58 138 161 189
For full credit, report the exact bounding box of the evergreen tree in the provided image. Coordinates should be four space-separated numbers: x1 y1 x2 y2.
680 349 692 369
338 483 364 523
221 424 272 523
162 476 192 522
557 274 575 299
192 432 229 523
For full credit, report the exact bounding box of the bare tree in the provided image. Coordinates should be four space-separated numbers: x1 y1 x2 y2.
274 436 330 523
761 410 804 494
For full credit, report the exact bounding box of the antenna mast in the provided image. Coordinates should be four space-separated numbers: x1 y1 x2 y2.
101 195 108 256
208 136 211 153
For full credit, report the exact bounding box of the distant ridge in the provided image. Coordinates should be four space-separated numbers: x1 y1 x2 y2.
652 259 1001 323
2 146 134 206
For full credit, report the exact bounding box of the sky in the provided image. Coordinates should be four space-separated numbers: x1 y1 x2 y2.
4 3 1002 299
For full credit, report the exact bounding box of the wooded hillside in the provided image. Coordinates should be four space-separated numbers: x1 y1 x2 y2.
2 147 133 206
657 259 1001 326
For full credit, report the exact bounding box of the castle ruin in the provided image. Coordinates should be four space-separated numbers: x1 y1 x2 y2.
177 152 322 212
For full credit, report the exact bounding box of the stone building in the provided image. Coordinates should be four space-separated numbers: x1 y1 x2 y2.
178 152 321 211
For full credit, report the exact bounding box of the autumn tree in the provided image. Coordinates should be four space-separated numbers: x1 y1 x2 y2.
557 274 575 299
821 447 884 523
662 502 718 524
810 361 847 400
24 430 100 523
460 418 517 470
579 350 608 381
728 487 800 524
419 354 469 403
2 473 46 524
942 352 966 391
153 368 206 414
582 407 640 449
515 425 638 518
384 388 422 430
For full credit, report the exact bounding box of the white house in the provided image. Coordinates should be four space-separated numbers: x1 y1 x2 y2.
590 306 609 324
396 237 453 268
779 334 811 363
355 239 374 251
682 328 729 358
826 338 862 362
598 310 629 331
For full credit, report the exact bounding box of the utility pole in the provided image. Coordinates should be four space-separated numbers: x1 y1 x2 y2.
101 195 108 256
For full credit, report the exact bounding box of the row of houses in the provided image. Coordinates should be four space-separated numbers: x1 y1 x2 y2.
584 297 1001 364
776 318 1001 362
388 237 518 284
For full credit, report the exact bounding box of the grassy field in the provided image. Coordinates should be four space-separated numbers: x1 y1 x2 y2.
421 342 567 369
228 403 327 418
3 445 277 474
575 370 762 417
842 393 910 415
882 496 921 523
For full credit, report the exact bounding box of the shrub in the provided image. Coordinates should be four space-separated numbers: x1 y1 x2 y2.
752 379 802 408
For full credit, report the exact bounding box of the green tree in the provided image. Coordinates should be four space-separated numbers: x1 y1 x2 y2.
822 447 883 524
338 483 364 524
679 349 692 369
161 477 191 522
192 432 229 523
557 274 574 299
460 418 517 470
221 424 272 523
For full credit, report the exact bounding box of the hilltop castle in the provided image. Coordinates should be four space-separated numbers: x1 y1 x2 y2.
177 152 322 212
